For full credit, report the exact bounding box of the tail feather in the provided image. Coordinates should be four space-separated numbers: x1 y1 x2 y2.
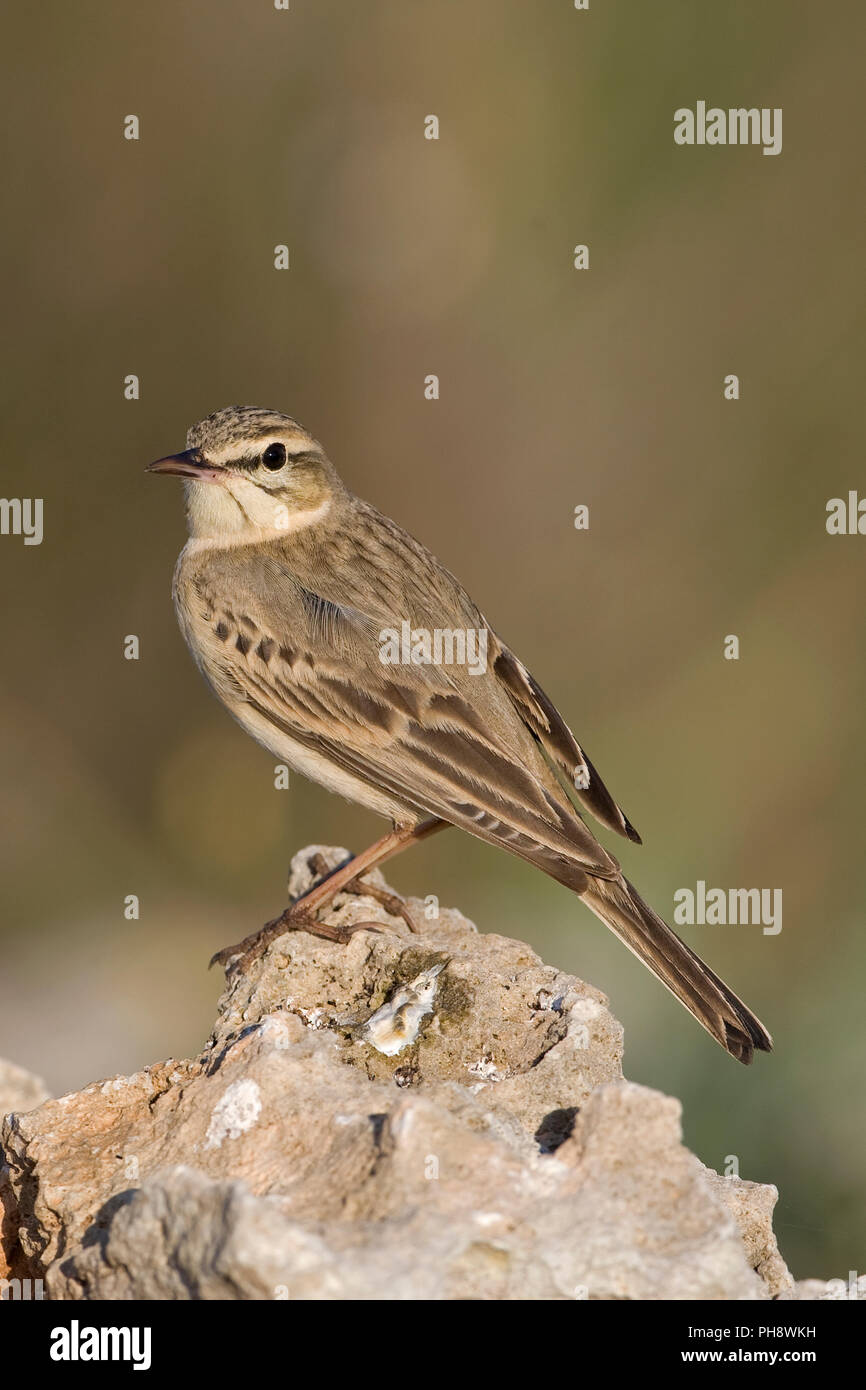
578 874 773 1064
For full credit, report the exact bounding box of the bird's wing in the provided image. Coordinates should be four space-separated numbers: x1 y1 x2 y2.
490 639 642 844
184 546 621 882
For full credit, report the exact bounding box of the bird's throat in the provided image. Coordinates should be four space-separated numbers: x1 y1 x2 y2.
183 477 332 544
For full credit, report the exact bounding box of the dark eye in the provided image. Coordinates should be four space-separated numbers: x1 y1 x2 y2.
262 442 286 470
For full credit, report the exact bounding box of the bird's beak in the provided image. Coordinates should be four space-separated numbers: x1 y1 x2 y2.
146 449 222 482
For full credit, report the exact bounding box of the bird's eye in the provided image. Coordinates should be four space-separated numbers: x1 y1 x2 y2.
262 442 287 470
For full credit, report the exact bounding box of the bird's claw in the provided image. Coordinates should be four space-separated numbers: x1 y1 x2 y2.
209 906 382 975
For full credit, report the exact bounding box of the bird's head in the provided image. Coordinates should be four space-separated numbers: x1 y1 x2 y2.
147 405 342 542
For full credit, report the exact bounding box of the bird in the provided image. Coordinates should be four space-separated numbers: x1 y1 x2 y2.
148 405 772 1065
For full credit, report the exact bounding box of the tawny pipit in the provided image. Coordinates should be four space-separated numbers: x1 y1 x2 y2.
149 406 772 1064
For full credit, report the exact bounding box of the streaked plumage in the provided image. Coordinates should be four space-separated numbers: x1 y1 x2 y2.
149 406 772 1065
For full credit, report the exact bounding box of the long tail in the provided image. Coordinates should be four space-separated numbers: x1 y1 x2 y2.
578 873 773 1064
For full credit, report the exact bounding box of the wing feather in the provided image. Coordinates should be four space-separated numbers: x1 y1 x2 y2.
492 641 642 844
180 526 628 882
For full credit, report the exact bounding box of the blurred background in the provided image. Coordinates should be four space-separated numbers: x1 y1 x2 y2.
1 0 863 1280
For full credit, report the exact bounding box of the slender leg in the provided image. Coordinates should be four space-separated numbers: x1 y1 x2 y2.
307 852 418 932
210 817 448 971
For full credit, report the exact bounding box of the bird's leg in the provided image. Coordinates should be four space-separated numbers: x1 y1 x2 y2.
306 850 419 933
210 818 447 972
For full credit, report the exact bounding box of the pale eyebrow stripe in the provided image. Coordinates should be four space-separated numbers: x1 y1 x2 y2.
205 435 321 466
285 448 325 462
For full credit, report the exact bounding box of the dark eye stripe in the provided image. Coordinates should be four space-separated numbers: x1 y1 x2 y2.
229 447 322 474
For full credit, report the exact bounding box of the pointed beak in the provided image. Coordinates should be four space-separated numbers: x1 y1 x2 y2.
146 449 222 482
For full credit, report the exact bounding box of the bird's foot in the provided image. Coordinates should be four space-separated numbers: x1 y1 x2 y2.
209 903 380 974
209 852 419 974
307 851 420 935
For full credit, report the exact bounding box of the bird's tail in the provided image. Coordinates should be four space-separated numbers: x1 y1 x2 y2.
577 873 773 1064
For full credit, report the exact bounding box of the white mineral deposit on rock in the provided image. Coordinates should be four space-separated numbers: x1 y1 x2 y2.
204 1078 263 1150
362 960 448 1056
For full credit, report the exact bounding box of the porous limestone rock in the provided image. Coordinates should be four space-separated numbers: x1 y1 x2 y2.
0 846 840 1300
0 1059 50 1119
0 1058 49 1282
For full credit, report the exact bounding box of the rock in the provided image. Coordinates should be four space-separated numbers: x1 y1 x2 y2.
701 1167 793 1299
0 1058 49 1119
0 846 832 1299
791 1275 866 1301
0 1058 50 1282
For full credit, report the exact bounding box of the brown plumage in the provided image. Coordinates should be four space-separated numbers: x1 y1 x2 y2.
149 405 772 1064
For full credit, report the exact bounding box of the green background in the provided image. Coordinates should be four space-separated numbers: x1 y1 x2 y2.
1 0 863 1281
